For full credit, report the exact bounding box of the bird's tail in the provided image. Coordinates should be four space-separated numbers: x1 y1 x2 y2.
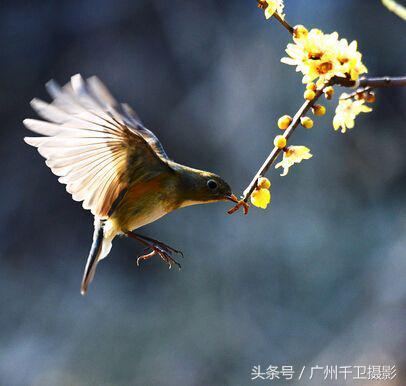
80 218 114 295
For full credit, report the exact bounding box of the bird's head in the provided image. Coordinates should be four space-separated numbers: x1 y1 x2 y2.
176 166 238 208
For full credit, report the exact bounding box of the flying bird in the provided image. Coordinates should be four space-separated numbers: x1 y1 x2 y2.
24 74 239 295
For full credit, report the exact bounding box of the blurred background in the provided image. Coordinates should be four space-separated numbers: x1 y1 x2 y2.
0 0 405 385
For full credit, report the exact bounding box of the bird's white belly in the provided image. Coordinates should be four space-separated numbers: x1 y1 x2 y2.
104 206 169 239
126 205 169 231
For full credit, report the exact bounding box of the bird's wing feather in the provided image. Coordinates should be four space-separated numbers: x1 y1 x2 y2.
24 74 171 218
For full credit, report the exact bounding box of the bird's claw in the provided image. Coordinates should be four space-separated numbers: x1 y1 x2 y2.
137 249 155 266
154 241 184 258
136 235 183 257
155 245 182 270
137 244 182 270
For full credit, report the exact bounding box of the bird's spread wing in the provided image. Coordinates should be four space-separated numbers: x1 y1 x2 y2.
24 74 171 218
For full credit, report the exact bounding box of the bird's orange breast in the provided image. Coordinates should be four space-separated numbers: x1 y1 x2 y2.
124 175 166 202
109 174 179 233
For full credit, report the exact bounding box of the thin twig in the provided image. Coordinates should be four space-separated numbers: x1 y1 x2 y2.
241 84 328 202
230 3 406 214
256 1 294 34
340 87 372 101
231 74 406 212
273 13 294 34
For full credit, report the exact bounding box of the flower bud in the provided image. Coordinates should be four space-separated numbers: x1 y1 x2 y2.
324 86 335 100
278 115 293 130
300 116 314 129
312 104 326 116
257 177 271 190
274 135 287 149
304 90 316 101
306 83 317 91
366 92 376 103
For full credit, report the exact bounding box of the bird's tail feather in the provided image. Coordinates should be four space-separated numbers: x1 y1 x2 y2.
80 218 113 295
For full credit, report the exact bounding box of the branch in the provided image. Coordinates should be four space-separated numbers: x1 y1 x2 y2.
231 74 406 212
339 76 406 100
271 11 406 91
382 0 406 21
231 72 406 213
270 11 406 94
257 1 294 34
231 3 406 215
359 76 406 89
240 83 329 202
340 76 406 90
273 13 294 34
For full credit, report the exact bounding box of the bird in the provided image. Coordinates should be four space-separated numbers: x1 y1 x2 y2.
24 74 240 295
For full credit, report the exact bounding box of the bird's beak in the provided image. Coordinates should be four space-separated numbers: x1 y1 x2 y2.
226 193 239 203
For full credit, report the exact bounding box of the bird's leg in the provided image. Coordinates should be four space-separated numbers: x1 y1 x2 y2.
125 232 182 270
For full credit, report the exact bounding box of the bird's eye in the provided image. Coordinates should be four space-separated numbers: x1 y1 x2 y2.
207 179 218 191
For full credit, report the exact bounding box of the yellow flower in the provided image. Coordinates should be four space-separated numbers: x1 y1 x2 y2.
259 0 285 20
251 188 271 209
333 94 372 133
335 39 368 81
282 29 342 87
293 25 308 40
281 28 367 87
275 146 313 176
